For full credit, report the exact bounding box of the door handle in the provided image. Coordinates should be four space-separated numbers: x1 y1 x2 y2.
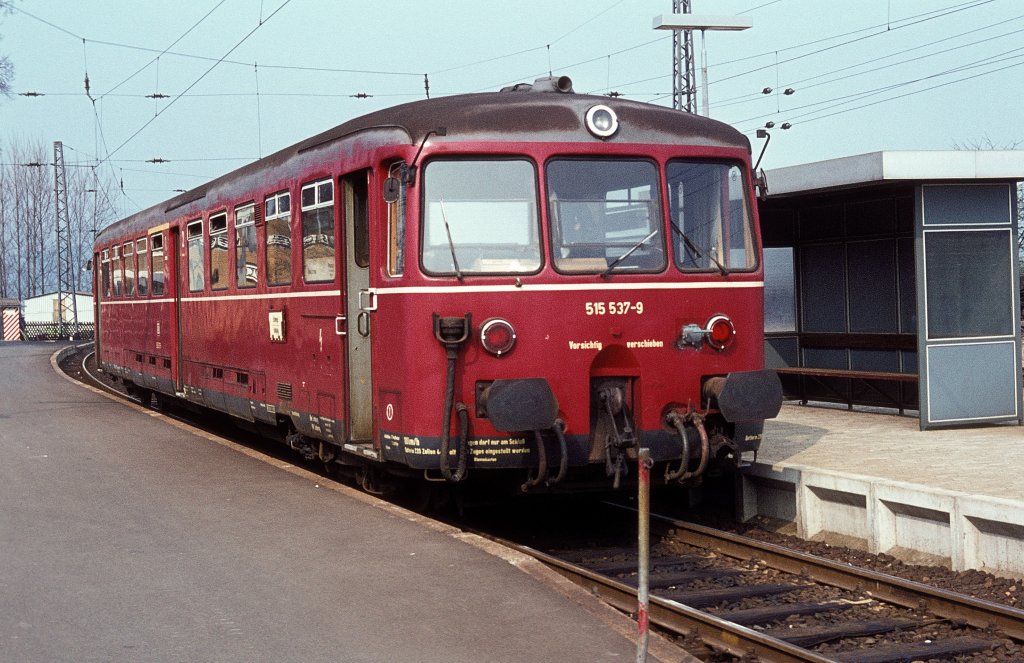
357 311 371 337
335 315 347 336
358 289 378 312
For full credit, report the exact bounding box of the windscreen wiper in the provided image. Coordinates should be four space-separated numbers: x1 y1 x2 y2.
669 220 728 276
601 229 658 278
438 198 463 280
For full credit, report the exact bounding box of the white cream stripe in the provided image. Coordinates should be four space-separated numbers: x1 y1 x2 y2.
98 280 763 305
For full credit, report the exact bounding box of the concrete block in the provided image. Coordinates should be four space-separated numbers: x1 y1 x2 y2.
873 482 957 567
958 495 1024 577
798 471 871 547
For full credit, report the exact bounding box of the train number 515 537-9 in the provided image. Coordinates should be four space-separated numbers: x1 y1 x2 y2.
585 301 644 316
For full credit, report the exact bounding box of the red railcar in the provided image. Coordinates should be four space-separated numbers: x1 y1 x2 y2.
93 77 781 494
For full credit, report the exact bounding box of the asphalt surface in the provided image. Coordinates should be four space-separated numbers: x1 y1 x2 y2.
0 342 667 663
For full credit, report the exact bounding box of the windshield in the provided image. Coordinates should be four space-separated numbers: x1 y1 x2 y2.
547 159 666 274
421 159 541 275
667 161 756 272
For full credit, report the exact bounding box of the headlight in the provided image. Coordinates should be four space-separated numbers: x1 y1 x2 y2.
480 318 517 356
585 104 619 139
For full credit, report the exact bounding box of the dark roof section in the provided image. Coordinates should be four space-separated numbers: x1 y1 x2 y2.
98 90 750 241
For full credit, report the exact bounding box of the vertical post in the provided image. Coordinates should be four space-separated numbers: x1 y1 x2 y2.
699 29 710 117
636 447 652 663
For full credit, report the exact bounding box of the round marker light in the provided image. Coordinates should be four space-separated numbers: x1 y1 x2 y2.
705 315 735 351
585 104 619 139
480 318 517 357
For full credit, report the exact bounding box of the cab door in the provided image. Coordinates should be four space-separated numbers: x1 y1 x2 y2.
341 171 374 443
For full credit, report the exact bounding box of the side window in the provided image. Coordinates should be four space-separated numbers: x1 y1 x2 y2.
151 233 165 296
266 191 292 286
136 237 149 296
112 245 123 297
387 167 404 276
301 179 336 283
187 219 204 292
123 242 135 296
101 249 111 298
209 212 228 291
235 203 257 288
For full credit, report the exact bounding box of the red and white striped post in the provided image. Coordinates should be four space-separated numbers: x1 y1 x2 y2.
636 447 653 663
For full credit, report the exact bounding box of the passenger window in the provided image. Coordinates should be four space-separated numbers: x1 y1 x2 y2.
187 220 204 292
209 212 228 291
101 249 111 298
266 191 292 286
123 242 135 296
136 237 149 296
150 233 165 296
112 245 123 297
301 179 336 283
235 203 257 288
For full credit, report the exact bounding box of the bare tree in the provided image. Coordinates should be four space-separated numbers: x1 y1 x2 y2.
0 136 118 299
0 1 14 98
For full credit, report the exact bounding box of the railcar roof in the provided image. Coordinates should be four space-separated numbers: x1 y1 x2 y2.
97 91 749 242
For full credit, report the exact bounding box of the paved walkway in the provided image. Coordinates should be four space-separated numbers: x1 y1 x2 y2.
0 342 682 663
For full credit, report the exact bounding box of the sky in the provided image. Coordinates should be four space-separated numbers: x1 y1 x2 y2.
1 0 1022 219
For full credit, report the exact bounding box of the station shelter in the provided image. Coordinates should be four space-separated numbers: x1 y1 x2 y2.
759 151 1023 430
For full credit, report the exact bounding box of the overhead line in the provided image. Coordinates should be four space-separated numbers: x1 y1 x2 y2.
97 0 294 167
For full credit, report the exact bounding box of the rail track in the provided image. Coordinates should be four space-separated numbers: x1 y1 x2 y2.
476 506 1024 662
65 347 1024 661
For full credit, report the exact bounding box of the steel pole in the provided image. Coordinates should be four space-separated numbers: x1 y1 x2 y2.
636 447 653 663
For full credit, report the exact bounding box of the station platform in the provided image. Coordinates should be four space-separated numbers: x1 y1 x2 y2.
745 403 1024 578
0 342 686 663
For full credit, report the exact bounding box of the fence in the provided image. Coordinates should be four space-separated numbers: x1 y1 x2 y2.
20 321 95 341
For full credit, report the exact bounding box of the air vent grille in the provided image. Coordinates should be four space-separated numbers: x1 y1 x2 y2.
276 382 293 400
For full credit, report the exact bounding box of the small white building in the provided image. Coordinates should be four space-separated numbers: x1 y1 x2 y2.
21 292 95 324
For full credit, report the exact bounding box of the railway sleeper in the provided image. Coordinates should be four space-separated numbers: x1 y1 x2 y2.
829 635 995 663
583 554 708 575
619 567 745 589
714 600 859 626
763 617 921 648
661 582 807 609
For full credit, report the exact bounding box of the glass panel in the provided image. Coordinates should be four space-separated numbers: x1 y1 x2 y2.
547 159 663 274
101 254 111 298
302 179 335 283
422 159 540 275
187 220 204 292
112 251 122 297
388 174 405 276
763 247 795 333
209 213 228 290
266 193 292 286
235 204 257 288
123 242 135 296
667 161 756 272
925 229 1014 339
136 238 149 297
151 233 165 296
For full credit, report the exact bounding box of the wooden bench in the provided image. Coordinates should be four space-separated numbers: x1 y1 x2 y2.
774 366 919 414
